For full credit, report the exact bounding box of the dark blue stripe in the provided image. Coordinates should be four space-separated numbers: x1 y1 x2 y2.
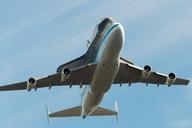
96 24 119 60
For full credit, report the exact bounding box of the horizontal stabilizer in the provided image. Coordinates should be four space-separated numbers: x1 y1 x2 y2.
49 106 81 117
49 106 117 118
91 107 117 116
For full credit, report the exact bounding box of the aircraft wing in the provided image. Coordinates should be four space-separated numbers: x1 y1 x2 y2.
0 58 189 91
0 63 97 91
114 59 190 86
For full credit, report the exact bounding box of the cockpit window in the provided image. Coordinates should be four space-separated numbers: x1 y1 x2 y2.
98 18 112 32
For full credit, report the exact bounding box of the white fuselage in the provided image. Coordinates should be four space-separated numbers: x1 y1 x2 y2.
82 23 124 117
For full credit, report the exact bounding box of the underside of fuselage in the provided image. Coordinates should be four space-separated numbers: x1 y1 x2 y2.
82 19 125 117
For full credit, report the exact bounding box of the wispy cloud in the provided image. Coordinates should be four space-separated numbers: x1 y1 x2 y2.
0 0 88 42
172 120 192 128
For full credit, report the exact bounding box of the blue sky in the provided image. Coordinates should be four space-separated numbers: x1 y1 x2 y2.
0 0 192 127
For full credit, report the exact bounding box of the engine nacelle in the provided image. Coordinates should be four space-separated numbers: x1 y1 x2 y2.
27 77 37 91
166 73 176 86
60 68 71 82
143 65 152 79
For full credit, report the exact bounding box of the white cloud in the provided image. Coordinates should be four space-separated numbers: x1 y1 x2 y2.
0 0 88 42
173 120 192 128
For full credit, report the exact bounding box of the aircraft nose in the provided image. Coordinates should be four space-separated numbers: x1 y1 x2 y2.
113 24 124 39
109 24 125 48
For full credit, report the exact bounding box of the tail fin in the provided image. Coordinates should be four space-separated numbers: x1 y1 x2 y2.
115 101 119 122
46 104 50 124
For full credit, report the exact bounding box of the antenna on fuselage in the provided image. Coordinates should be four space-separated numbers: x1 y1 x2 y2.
87 40 91 48
80 85 87 103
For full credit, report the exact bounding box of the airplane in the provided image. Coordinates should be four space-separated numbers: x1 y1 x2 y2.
0 17 190 121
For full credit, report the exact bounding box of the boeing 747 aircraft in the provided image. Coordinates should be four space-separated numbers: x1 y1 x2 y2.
0 18 190 120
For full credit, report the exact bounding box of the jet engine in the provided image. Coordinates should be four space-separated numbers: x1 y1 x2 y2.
60 68 71 82
27 77 37 91
144 65 152 72
166 72 176 86
143 65 152 79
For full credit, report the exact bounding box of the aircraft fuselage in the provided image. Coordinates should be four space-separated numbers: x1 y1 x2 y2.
82 22 124 118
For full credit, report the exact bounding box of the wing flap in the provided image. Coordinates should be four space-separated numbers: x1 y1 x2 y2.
0 82 26 91
174 78 190 85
